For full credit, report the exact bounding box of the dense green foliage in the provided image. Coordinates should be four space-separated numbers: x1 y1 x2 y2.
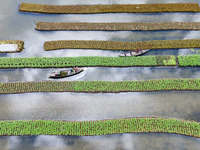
0 40 24 53
178 54 200 66
0 56 176 68
0 118 199 137
36 22 200 31
43 39 200 51
0 78 200 94
20 3 200 14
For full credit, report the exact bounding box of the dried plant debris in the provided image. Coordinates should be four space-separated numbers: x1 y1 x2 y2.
19 3 200 14
0 40 24 53
43 39 200 51
36 22 200 31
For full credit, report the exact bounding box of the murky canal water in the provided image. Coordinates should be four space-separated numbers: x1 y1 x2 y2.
0 0 200 149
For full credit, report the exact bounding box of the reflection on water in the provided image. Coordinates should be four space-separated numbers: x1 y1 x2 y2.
0 134 199 150
0 67 200 82
1 0 200 149
0 92 199 121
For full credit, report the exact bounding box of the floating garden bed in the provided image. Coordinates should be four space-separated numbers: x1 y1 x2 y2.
19 3 200 14
0 40 24 53
43 39 200 51
0 118 199 137
0 55 176 68
178 54 200 67
0 78 200 94
36 22 200 31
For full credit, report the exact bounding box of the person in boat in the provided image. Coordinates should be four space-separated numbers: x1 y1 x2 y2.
135 48 143 54
55 71 59 76
74 66 79 73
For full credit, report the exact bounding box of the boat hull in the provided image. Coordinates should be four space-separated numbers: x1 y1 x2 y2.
49 69 83 79
118 49 149 57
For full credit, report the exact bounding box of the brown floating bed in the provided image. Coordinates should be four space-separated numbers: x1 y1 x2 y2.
0 40 24 53
36 22 200 31
19 3 200 14
44 39 200 51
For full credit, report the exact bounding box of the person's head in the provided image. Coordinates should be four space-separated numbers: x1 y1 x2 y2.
138 48 140 50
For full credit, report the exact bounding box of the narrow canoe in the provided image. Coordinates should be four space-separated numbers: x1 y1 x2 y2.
49 69 83 79
118 49 149 57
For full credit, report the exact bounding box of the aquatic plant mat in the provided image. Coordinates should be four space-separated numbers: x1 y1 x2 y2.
0 118 199 137
36 22 200 31
0 78 200 94
19 3 200 14
0 40 24 53
44 39 200 51
0 55 177 68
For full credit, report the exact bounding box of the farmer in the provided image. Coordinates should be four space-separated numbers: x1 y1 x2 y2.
74 66 79 72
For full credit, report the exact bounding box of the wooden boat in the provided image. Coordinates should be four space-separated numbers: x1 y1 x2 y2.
49 68 83 79
118 49 149 57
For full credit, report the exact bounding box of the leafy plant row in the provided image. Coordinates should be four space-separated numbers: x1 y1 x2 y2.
36 22 200 31
0 118 199 137
0 78 200 94
0 55 176 68
43 39 200 51
178 54 200 66
0 40 24 53
19 3 200 14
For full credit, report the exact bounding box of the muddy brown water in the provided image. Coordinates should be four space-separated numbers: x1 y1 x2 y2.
0 0 200 149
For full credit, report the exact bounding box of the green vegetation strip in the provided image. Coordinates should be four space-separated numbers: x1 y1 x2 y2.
36 22 200 31
44 39 200 51
19 3 200 14
0 78 200 94
0 40 24 53
178 54 200 67
0 55 176 68
0 118 199 137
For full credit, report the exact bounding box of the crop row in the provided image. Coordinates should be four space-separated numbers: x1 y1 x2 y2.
19 3 200 14
0 78 200 94
0 118 199 137
0 55 176 68
43 39 200 51
178 54 200 66
36 22 200 31
0 40 24 53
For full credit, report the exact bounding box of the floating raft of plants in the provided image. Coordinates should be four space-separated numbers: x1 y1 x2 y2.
0 78 200 94
44 39 200 51
0 55 177 68
19 3 200 14
0 118 199 137
178 54 200 67
36 22 200 31
0 40 24 53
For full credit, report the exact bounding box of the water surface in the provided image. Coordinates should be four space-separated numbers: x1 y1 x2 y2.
0 0 200 149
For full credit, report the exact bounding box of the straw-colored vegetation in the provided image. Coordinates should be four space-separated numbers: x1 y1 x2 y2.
0 55 176 68
0 40 24 53
178 54 200 66
19 3 200 14
43 39 200 51
0 78 200 94
36 22 200 31
0 118 199 137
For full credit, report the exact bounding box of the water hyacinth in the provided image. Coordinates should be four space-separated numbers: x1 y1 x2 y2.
0 55 176 68
178 54 200 66
0 79 200 94
0 118 199 137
